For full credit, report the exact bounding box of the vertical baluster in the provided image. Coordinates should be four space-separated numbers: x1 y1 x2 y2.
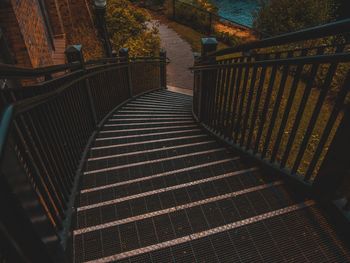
253 53 281 154
305 71 350 181
246 61 268 149
312 91 350 199
270 50 307 163
41 103 72 192
222 59 238 138
227 57 244 140
13 120 63 229
24 112 67 216
280 48 325 168
292 62 340 175
240 65 258 146
261 51 293 159
216 60 231 131
234 57 252 143
33 107 70 201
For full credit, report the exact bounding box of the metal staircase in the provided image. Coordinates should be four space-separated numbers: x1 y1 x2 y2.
73 90 349 263
1 20 350 263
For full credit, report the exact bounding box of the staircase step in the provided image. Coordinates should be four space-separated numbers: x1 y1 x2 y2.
112 113 193 117
143 92 192 101
120 106 192 113
87 140 219 171
103 120 195 129
78 167 262 211
133 98 191 106
93 129 203 147
97 124 198 137
90 135 211 158
74 183 307 262
75 180 289 231
85 147 226 175
79 165 258 207
81 157 239 192
74 90 350 263
106 117 194 124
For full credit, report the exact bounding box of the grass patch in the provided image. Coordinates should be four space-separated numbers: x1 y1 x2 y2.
208 61 348 193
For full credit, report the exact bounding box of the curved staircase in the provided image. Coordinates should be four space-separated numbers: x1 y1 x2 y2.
73 90 350 263
2 19 350 263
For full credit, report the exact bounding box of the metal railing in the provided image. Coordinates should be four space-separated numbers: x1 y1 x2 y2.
192 19 350 206
0 49 166 262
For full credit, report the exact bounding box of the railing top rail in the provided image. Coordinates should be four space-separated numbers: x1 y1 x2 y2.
209 18 350 57
192 52 350 70
0 57 164 79
0 62 81 78
10 64 129 115
0 105 13 160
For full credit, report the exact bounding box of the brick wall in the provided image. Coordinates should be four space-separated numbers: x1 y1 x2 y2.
56 0 73 34
0 0 55 68
11 0 54 67
44 0 64 36
0 5 32 67
69 0 95 28
0 0 102 68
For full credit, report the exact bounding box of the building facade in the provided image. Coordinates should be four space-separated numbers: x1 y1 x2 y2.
0 0 97 68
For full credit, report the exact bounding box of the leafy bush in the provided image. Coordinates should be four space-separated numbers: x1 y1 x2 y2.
253 0 336 36
106 0 160 56
165 0 218 33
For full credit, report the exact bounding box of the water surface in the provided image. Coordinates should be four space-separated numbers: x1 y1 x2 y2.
211 0 260 27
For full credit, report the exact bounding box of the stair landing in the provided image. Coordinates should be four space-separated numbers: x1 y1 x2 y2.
73 90 350 263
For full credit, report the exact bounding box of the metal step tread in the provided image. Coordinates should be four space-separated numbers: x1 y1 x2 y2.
73 90 350 263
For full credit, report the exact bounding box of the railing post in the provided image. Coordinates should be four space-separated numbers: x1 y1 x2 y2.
65 44 84 69
160 49 167 89
197 37 217 122
93 0 113 57
313 104 350 206
119 48 133 98
65 45 98 125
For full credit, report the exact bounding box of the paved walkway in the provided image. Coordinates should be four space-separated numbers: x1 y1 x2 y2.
156 21 194 90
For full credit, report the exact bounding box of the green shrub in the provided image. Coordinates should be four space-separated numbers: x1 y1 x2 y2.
165 0 218 33
253 0 336 36
106 0 160 56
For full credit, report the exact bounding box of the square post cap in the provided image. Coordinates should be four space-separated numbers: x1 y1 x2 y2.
201 37 218 56
119 48 129 57
65 44 84 65
94 0 106 8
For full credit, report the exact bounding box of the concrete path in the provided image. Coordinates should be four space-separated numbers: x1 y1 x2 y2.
156 21 194 90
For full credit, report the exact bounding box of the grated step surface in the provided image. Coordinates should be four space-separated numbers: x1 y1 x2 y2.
73 90 350 263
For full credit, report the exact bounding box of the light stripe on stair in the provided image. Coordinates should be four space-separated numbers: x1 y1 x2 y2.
84 148 226 175
75 181 283 234
91 134 208 150
82 199 314 263
83 157 238 192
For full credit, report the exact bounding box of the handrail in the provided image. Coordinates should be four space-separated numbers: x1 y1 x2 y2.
0 62 81 78
193 20 350 211
0 105 13 159
192 52 350 70
210 18 350 57
0 54 166 263
11 64 127 114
